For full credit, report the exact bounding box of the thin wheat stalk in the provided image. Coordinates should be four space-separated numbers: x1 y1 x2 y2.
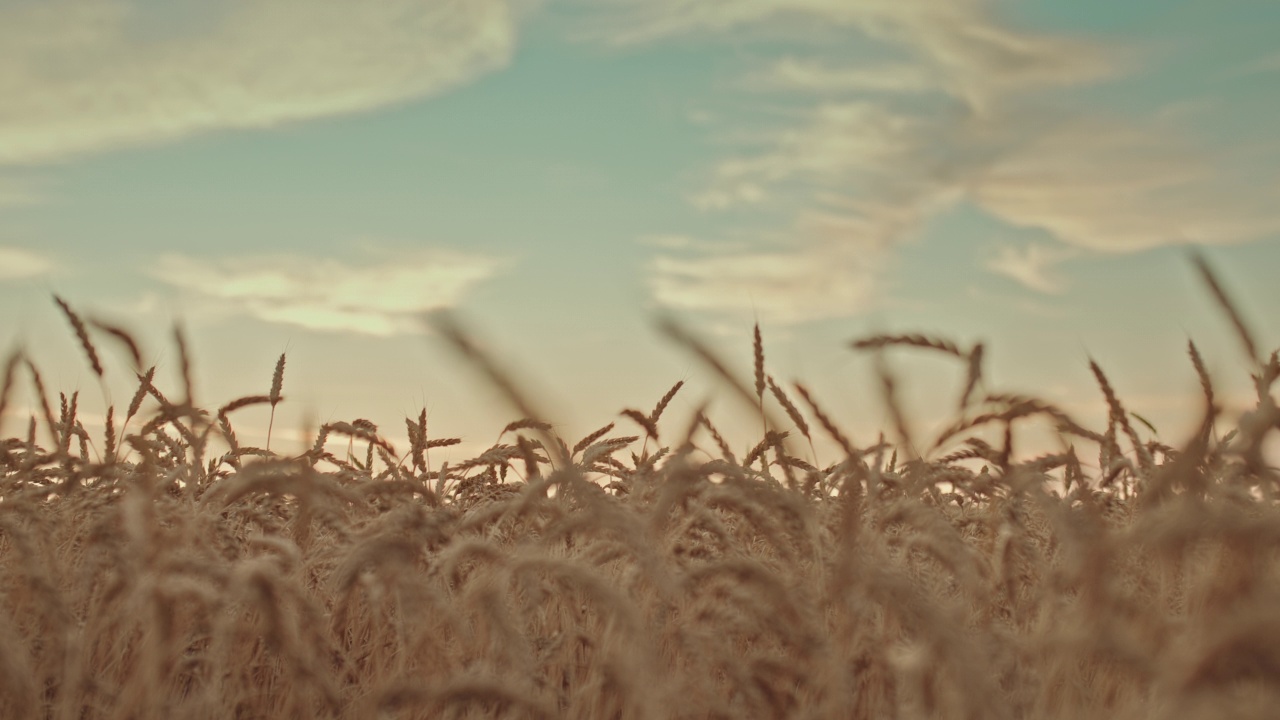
218 395 273 417
1190 250 1260 367
619 409 659 441
792 382 857 461
959 342 984 412
268 353 285 452
1089 358 1155 477
0 348 22 437
172 322 195 408
103 405 116 463
767 375 818 467
499 418 553 437
89 319 144 371
754 322 766 437
648 380 684 426
655 316 795 457
573 422 615 457
698 411 737 464
874 353 917 463
406 411 426 473
53 295 103 379
1187 340 1215 415
426 310 566 468
24 358 58 447
851 333 966 358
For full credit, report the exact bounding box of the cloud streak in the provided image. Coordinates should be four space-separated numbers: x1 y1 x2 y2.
150 248 505 336
606 0 1280 322
0 0 520 166
984 242 1075 295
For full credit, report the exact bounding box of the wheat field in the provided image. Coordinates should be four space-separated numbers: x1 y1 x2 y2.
1 254 1278 720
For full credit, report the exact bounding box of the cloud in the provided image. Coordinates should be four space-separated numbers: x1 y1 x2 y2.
970 116 1280 252
745 57 940 95
0 246 53 280
592 0 1280 322
596 0 1120 110
0 0 520 166
149 248 506 336
648 211 894 324
983 242 1076 294
585 0 1123 320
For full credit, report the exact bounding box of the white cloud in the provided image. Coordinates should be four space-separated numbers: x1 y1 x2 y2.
648 212 894 324
591 0 1280 322
0 246 53 280
745 57 940 95
149 248 506 336
970 116 1280 252
0 0 520 165
984 242 1076 295
596 0 1120 110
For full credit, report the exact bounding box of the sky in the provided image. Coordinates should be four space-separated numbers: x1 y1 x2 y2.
1 0 1278 468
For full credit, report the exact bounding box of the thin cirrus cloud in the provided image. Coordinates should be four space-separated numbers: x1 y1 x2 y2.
0 0 522 167
984 242 1076 295
149 250 506 337
599 0 1280 323
649 210 898 325
743 57 940 95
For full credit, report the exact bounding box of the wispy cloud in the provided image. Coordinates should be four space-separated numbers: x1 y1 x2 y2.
984 241 1076 295
744 57 940 95
648 212 893 324
599 0 1280 323
970 116 1280 252
149 248 506 336
0 0 521 166
597 0 1119 109
0 246 53 280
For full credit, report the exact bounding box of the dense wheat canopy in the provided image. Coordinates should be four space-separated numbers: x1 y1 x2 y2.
0 258 1277 720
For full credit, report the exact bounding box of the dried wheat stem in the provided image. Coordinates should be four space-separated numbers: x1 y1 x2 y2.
25 358 58 447
267 352 286 451
792 382 857 461
53 295 103 379
1191 250 1260 367
649 380 684 426
426 310 565 467
89 319 144 371
1089 358 1154 476
573 422 614 457
753 322 766 434
0 348 22 437
620 408 659 441
851 333 966 358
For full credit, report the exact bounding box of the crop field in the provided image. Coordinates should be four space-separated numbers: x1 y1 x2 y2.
1 255 1278 720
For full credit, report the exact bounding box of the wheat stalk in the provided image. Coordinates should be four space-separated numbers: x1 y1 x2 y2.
267 352 286 452
53 295 103 379
1190 250 1260 367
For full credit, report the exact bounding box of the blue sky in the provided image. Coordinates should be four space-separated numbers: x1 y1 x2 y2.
1 0 1277 464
